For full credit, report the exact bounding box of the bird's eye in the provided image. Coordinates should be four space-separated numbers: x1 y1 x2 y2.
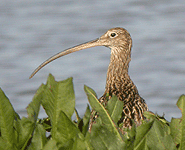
110 32 117 38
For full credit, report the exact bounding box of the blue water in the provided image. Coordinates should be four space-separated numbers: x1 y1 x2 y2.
0 0 185 120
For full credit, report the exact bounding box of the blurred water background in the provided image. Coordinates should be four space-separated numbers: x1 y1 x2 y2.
0 0 185 121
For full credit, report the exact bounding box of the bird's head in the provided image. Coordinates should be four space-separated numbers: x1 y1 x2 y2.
99 27 132 50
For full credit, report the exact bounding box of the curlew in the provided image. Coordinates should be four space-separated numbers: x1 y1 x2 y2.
30 27 148 132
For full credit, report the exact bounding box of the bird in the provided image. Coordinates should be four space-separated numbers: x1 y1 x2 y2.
30 27 148 133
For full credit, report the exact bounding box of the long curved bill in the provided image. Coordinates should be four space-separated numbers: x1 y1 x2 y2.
29 38 101 79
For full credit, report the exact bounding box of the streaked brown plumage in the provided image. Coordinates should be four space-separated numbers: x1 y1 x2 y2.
30 27 148 132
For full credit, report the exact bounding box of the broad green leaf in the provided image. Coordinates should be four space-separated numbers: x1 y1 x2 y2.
15 89 44 149
41 74 75 120
27 88 43 122
15 117 35 149
42 139 58 150
170 95 185 150
46 74 75 119
84 85 98 98
134 138 148 150
85 132 94 150
55 111 92 150
40 74 75 139
144 111 170 135
144 111 157 120
134 120 154 149
70 134 87 150
0 137 9 150
90 125 126 150
147 120 176 150
55 110 77 142
125 124 136 149
55 111 84 148
84 85 117 131
176 95 185 150
170 118 181 146
106 95 124 123
135 111 176 150
0 88 15 149
28 124 47 150
84 85 125 148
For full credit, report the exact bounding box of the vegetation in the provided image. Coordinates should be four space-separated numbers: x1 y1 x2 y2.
0 74 184 150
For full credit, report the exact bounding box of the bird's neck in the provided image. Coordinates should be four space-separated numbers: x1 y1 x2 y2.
104 46 139 99
106 46 131 82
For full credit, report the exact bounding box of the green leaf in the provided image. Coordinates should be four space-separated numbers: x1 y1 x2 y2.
106 95 124 123
28 124 47 150
134 138 148 150
135 111 177 150
75 105 91 136
55 111 80 144
176 95 185 150
41 74 75 120
147 120 176 150
0 88 15 149
81 105 91 136
42 139 58 150
0 137 9 150
40 74 75 139
124 124 136 149
170 95 185 150
70 134 87 150
145 111 171 135
74 108 82 125
46 74 75 119
26 88 43 123
170 118 181 146
55 111 86 149
134 120 154 149
15 117 35 149
14 84 45 149
54 110 92 150
84 85 125 148
90 125 126 149
85 132 94 150
84 85 116 130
